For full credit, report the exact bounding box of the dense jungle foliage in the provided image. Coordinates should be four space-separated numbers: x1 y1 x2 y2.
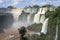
27 5 60 40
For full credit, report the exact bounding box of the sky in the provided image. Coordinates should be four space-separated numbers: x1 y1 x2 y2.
0 0 60 8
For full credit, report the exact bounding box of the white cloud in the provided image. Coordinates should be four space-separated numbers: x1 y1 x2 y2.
0 0 4 3
12 0 19 1
12 0 20 5
12 1 19 5
40 1 49 5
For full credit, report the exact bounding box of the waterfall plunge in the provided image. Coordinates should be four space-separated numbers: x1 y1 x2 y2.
27 14 33 23
12 8 48 28
55 24 58 40
33 8 42 24
39 8 47 24
12 9 23 21
41 8 48 14
19 13 30 27
41 18 49 34
33 8 47 24
40 15 45 24
11 9 23 28
37 8 42 14
27 13 35 24
34 14 40 24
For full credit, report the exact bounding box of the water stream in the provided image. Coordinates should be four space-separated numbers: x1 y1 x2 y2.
54 24 58 40
41 18 49 34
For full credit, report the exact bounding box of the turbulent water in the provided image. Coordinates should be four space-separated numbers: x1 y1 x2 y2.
41 18 49 34
27 13 35 24
41 8 48 14
30 31 40 35
34 14 40 24
12 8 48 28
37 8 42 14
40 15 45 24
54 24 58 40
0 8 46 27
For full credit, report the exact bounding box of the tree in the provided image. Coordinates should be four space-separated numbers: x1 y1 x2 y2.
33 5 40 8
7 6 16 9
42 4 53 8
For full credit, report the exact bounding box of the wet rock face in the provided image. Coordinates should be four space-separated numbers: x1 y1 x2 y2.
0 14 14 33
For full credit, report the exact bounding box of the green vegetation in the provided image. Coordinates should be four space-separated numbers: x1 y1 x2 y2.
45 6 60 40
42 4 52 8
27 5 60 40
7 6 16 8
27 23 42 32
28 34 40 40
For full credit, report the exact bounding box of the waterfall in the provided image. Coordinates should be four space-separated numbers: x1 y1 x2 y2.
30 31 40 35
11 9 23 28
18 12 30 27
30 13 35 23
12 9 23 21
19 13 29 23
54 24 58 40
33 8 42 24
42 8 48 14
41 18 49 34
37 8 42 14
11 8 48 28
27 13 33 23
34 14 40 24
38 8 47 24
40 15 45 24
37 8 47 14
27 13 35 25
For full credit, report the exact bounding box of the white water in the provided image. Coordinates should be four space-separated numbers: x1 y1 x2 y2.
34 14 40 24
27 13 33 23
40 15 45 24
18 13 30 27
41 18 49 34
54 24 58 40
12 9 23 28
12 7 48 28
19 13 30 22
37 8 47 24
41 8 48 14
30 31 40 35
30 13 36 24
12 9 23 21
37 8 42 14
37 8 47 14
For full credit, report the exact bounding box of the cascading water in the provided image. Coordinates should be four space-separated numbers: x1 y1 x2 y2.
41 8 48 14
11 9 23 28
12 7 48 28
39 8 48 24
12 9 23 21
37 8 42 14
40 14 45 24
34 14 40 24
41 18 49 34
27 13 33 23
54 24 58 40
37 8 47 24
19 13 29 22
33 8 43 24
30 31 40 35
30 13 35 23
19 12 30 27
27 13 35 25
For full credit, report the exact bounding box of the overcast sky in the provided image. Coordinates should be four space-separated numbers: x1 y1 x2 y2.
0 0 60 8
